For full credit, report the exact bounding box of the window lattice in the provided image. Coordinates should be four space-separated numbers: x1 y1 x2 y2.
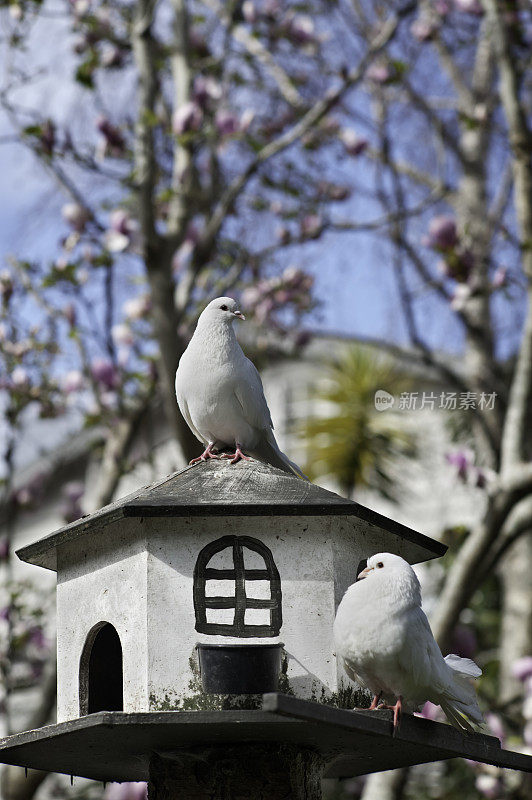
193 535 282 638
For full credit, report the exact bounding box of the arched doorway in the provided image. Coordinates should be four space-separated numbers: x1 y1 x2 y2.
79 622 123 715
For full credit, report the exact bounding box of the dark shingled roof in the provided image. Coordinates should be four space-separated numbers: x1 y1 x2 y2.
17 459 446 570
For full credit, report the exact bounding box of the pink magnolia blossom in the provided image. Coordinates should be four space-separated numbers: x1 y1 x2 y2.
300 214 323 239
475 774 501 799
62 370 84 393
241 286 262 307
276 226 291 245
73 34 89 55
486 713 505 744
12 366 29 387
70 0 90 16
14 472 46 508
28 625 47 650
100 44 124 68
411 17 438 42
240 109 254 133
105 782 147 800
254 297 275 324
283 265 314 292
419 701 441 721
215 109 240 137
64 481 85 503
172 239 195 273
63 303 76 326
454 0 483 15
492 266 508 289
263 0 280 19
62 203 90 232
446 448 474 482
450 283 472 311
451 624 477 659
62 483 85 522
366 62 391 84
424 215 459 251
62 501 83 524
91 357 119 390
189 30 209 57
105 209 140 252
512 656 532 682
172 102 203 135
242 1 256 23
123 294 151 320
112 323 134 347
286 14 316 45
97 116 125 155
193 76 222 106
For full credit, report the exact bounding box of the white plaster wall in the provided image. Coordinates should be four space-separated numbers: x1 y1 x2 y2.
144 515 339 706
55 520 148 721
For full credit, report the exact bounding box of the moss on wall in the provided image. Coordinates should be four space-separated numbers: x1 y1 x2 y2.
148 649 367 712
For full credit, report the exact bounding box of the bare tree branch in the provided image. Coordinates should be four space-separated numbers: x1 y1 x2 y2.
196 1 416 260
484 0 532 468
200 0 305 109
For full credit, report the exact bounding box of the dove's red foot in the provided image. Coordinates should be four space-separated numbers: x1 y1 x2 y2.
392 696 402 736
369 692 383 711
189 443 219 465
220 444 251 465
374 695 402 735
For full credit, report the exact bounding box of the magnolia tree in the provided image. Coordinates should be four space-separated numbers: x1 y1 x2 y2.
312 2 532 799
1 0 532 798
0 0 414 797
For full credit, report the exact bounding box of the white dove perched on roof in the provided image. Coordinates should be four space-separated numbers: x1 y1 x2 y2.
333 553 484 734
175 296 306 477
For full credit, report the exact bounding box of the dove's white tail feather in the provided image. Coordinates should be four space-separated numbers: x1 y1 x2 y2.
440 654 484 731
439 700 477 733
250 430 308 479
444 654 482 678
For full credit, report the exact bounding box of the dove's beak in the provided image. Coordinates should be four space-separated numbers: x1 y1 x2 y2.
233 310 246 320
356 566 373 581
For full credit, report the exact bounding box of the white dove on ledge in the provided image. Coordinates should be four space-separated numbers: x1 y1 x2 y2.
333 552 484 735
175 296 306 478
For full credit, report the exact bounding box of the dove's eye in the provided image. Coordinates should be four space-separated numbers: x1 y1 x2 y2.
220 304 228 311
376 562 384 569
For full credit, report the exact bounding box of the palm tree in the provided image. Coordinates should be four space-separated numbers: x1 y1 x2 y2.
301 346 415 499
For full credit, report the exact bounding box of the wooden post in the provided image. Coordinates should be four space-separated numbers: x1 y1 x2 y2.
148 744 327 800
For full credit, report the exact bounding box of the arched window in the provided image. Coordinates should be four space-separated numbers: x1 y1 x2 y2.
193 535 282 638
79 622 123 715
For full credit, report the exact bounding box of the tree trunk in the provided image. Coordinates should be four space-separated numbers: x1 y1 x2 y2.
148 746 326 800
498 532 532 703
358 768 409 800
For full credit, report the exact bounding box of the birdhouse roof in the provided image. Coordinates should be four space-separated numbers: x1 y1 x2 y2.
17 459 446 570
